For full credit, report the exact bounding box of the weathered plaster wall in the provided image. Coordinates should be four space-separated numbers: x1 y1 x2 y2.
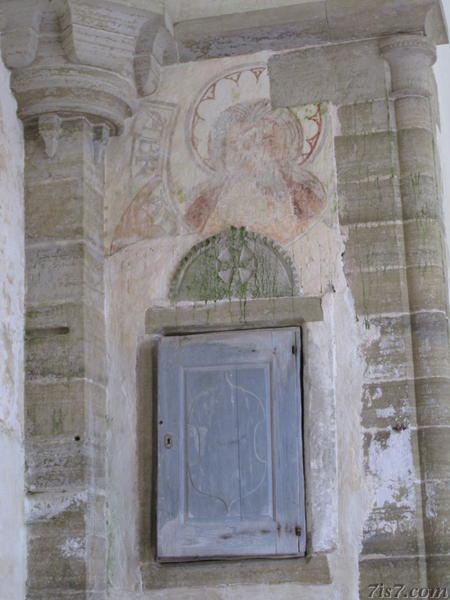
0 54 25 600
104 50 371 599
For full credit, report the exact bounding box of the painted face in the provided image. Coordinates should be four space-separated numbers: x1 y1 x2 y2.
222 117 288 175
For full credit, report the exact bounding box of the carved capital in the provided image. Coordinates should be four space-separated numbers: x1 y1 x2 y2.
380 34 436 99
0 0 175 133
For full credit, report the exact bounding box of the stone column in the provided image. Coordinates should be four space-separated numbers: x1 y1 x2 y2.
0 1 172 597
381 34 450 589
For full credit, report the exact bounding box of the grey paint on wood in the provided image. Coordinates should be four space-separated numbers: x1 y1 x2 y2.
157 327 305 561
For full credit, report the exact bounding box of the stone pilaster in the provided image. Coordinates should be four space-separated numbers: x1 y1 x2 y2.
0 1 172 597
380 34 450 590
24 114 107 600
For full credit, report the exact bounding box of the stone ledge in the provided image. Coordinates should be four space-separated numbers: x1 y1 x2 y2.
141 552 331 590
145 296 323 334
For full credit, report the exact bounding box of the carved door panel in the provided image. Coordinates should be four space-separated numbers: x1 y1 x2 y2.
157 327 305 561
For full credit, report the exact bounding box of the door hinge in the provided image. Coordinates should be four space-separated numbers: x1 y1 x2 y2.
292 345 297 356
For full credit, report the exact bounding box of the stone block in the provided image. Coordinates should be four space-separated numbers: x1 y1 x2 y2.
359 556 427 597
407 265 448 313
338 99 394 136
411 312 450 379
335 132 399 183
26 380 106 444
27 532 86 591
26 302 105 382
26 437 105 491
362 499 421 555
26 491 87 534
25 178 103 248
361 380 416 429
404 219 446 269
400 174 441 221
423 479 450 555
395 96 434 131
364 315 413 382
27 592 87 600
26 380 85 439
418 427 450 481
346 268 408 316
269 39 387 108
175 3 329 61
415 377 450 427
344 223 404 272
26 303 84 380
25 438 90 490
397 128 436 178
425 555 450 589
26 178 83 242
326 0 438 43
26 242 103 307
338 176 402 225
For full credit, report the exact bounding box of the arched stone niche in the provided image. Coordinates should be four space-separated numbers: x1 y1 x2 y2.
169 227 300 302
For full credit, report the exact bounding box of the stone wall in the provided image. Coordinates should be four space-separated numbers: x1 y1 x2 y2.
0 54 25 600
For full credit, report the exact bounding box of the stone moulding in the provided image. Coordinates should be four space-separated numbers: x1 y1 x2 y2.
169 227 301 303
145 296 323 335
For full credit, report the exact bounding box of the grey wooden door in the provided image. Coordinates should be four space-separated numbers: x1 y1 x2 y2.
157 327 305 561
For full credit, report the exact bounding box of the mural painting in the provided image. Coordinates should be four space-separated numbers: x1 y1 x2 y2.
110 64 330 253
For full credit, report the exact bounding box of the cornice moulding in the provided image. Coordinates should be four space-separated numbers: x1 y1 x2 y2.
170 0 448 62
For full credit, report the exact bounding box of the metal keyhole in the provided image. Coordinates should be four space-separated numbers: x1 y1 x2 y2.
164 434 173 449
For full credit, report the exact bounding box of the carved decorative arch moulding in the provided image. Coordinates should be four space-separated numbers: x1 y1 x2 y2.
169 227 300 303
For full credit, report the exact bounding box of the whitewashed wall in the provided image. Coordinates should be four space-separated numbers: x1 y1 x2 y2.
0 54 25 600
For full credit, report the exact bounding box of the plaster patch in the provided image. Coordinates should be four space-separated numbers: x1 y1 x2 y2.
25 491 87 522
375 406 396 418
60 537 86 559
367 429 415 509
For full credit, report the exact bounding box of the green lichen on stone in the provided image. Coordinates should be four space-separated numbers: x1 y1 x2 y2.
170 227 299 303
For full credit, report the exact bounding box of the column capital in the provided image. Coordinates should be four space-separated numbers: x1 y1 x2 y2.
0 0 176 134
379 34 436 99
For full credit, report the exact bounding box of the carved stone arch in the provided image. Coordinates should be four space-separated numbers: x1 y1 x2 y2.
169 227 300 302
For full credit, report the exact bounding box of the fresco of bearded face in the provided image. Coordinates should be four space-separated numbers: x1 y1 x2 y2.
185 99 325 241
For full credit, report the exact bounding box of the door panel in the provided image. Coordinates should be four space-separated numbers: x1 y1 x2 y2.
157 328 305 561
